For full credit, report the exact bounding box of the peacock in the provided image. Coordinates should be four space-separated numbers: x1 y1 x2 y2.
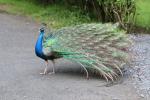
35 23 131 81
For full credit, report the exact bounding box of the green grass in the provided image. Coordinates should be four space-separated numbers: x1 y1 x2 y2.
1 0 150 30
0 0 92 29
135 0 150 29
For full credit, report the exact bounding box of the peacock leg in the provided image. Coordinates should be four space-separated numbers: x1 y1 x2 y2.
40 60 48 75
48 60 55 74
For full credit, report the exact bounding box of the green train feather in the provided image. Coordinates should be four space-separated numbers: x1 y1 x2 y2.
43 23 131 81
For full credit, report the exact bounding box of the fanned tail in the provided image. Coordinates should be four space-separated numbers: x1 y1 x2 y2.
43 23 132 81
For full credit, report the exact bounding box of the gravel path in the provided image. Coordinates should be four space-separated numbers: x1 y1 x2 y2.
129 34 150 99
0 13 143 100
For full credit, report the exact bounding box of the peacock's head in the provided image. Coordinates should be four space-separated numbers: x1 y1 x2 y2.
40 27 45 35
40 23 47 35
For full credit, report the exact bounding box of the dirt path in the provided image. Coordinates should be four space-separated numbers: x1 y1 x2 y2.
0 13 142 100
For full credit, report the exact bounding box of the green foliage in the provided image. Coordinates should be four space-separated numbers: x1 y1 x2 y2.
58 0 136 31
0 0 92 28
96 0 136 31
135 0 150 29
0 0 137 31
1 0 149 31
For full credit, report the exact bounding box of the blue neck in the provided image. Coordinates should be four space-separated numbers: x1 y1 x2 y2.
35 31 45 59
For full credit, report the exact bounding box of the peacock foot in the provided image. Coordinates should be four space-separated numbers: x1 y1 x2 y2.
40 68 48 75
40 71 55 75
40 72 48 75
48 71 55 75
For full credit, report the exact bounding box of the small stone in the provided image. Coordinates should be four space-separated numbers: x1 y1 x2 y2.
140 94 145 98
112 98 120 100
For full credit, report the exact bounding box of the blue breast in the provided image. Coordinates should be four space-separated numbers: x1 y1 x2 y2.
35 33 46 60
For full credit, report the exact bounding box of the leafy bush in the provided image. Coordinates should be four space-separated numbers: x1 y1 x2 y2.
52 0 136 31
0 0 136 31
95 0 136 31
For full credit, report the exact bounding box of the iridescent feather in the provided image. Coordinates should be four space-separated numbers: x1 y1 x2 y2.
42 23 131 81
